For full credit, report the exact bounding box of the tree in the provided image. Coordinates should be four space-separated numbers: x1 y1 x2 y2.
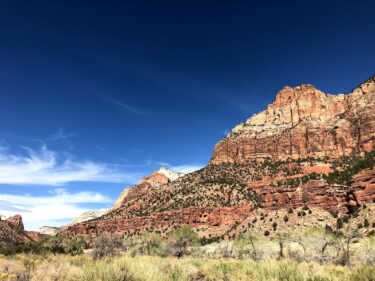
136 233 166 256
167 226 199 258
233 233 260 260
333 220 362 266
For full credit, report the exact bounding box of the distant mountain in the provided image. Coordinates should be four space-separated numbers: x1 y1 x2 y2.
113 167 185 209
60 75 375 240
37 226 59 236
70 209 110 225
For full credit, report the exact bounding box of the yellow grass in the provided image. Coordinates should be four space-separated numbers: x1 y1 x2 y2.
1 254 375 281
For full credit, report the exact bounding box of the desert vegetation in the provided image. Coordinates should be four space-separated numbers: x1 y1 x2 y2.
1 224 375 280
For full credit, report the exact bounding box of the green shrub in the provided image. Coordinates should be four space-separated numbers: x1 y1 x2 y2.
337 218 344 229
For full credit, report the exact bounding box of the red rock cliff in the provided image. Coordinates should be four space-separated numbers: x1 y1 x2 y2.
211 77 375 163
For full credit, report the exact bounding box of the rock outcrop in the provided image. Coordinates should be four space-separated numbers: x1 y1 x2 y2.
211 77 375 163
37 226 59 236
70 209 109 225
0 215 40 243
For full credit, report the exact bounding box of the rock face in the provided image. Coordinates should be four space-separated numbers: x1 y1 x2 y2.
5 215 24 232
0 215 40 243
211 77 375 163
70 209 109 225
37 226 60 236
64 75 375 240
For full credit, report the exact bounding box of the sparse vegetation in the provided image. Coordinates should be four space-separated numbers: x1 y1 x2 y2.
0 252 375 281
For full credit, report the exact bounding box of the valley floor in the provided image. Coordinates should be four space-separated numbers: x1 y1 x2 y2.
0 254 374 281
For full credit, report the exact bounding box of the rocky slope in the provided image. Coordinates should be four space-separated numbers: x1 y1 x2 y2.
64 75 375 240
0 215 42 243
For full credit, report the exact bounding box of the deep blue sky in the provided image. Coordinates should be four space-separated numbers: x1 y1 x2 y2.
0 0 374 229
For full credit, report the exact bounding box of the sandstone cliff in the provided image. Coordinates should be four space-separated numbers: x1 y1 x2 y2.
211 76 375 163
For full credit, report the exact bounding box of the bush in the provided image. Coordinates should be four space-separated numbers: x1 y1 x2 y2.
343 215 349 223
283 215 289 222
272 222 278 230
167 226 199 258
337 218 344 229
364 218 370 228
134 233 167 256
92 233 123 260
264 230 270 236
44 236 86 256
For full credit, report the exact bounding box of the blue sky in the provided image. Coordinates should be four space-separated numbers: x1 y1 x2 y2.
0 0 374 230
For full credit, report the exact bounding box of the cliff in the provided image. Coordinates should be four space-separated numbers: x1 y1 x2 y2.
211 77 375 163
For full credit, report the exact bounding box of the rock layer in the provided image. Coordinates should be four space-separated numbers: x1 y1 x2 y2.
211 77 375 163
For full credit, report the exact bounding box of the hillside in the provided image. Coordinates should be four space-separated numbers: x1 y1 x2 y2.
61 75 375 240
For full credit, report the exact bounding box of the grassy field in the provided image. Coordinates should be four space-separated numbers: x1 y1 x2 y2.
0 254 375 281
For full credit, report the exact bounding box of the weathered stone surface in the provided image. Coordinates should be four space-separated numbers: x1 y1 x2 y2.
70 209 109 225
351 167 375 203
6 215 24 232
37 226 59 236
64 205 252 238
211 78 375 163
0 215 41 243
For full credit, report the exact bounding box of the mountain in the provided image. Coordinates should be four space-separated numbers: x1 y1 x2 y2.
211 78 375 163
37 226 59 236
113 167 185 209
0 215 43 243
64 75 375 240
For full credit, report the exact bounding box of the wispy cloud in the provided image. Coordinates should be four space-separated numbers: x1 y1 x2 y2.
0 189 112 230
106 98 147 117
48 128 75 141
0 145 140 185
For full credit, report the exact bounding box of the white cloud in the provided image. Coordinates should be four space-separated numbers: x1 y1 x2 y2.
0 146 140 185
0 189 112 230
158 163 204 174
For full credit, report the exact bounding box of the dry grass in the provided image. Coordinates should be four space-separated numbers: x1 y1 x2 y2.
1 254 375 281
